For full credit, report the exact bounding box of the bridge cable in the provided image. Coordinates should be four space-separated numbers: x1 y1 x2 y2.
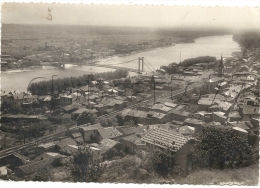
144 58 157 72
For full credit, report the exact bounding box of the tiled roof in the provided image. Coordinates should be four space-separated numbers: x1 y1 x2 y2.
99 138 118 148
184 118 205 125
71 108 89 114
17 159 54 175
80 124 103 131
228 121 250 130
170 109 190 117
98 127 123 139
116 126 146 136
63 103 82 111
56 138 77 149
148 111 167 119
141 128 192 152
121 134 144 145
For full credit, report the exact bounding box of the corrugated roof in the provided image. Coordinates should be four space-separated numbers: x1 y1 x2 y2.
141 128 191 152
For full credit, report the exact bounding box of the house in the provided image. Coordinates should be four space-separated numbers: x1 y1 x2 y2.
0 153 29 171
147 111 169 124
211 111 227 125
148 123 171 131
169 110 190 122
63 103 82 113
89 138 120 161
32 152 64 162
1 92 8 105
70 108 88 120
60 145 79 155
239 105 259 121
36 142 57 155
150 103 173 114
197 99 212 111
119 134 146 153
251 118 260 129
3 92 27 109
141 128 195 174
204 77 225 93
116 126 147 137
179 125 195 136
229 111 242 122
228 121 251 131
97 127 123 141
193 111 211 122
183 118 205 128
60 94 72 106
14 159 54 177
37 95 52 107
56 137 77 150
80 124 103 143
121 109 148 124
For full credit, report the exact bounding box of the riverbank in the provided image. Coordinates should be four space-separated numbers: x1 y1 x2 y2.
1 66 59 74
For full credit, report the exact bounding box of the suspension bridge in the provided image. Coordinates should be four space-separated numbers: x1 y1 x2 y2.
87 57 157 73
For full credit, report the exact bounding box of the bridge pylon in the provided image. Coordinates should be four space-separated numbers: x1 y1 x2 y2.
138 57 144 73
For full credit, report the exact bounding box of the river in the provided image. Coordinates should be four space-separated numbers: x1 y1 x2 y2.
1 35 240 92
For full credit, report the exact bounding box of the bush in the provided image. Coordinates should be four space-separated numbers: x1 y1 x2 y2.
192 125 255 169
149 149 175 176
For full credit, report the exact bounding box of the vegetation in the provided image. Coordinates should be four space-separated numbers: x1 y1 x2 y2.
149 149 175 176
28 69 129 95
176 163 259 185
192 125 255 169
77 111 97 126
160 56 216 74
179 56 216 67
233 31 260 49
70 148 104 182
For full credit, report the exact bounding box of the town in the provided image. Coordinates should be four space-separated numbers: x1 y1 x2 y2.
0 3 260 185
1 37 259 182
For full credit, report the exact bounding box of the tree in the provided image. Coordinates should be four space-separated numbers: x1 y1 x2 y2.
192 125 255 169
149 148 175 176
71 148 104 182
77 111 97 126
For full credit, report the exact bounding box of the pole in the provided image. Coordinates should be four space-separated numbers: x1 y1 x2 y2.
138 58 140 73
142 57 144 72
154 83 156 104
51 75 57 112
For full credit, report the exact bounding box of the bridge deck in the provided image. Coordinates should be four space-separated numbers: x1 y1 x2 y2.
87 63 140 73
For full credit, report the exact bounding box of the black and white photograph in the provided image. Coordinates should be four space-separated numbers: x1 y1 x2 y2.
0 1 259 185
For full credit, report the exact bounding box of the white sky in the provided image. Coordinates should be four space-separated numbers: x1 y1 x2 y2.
1 2 260 29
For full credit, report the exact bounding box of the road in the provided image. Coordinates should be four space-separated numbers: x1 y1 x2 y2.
0 79 207 159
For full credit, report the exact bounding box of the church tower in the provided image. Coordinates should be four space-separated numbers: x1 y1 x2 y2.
218 54 224 75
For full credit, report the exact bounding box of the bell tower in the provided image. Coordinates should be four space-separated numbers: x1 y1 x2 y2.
218 54 224 75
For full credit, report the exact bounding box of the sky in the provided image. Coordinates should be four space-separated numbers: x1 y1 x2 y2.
1 2 260 29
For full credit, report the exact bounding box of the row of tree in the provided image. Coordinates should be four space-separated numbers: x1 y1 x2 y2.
179 56 217 67
28 69 129 96
160 56 217 74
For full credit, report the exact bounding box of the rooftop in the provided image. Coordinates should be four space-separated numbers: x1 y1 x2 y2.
98 127 123 139
56 138 77 149
80 124 103 131
141 128 192 152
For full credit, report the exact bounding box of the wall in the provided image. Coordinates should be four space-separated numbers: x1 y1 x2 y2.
174 140 194 174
